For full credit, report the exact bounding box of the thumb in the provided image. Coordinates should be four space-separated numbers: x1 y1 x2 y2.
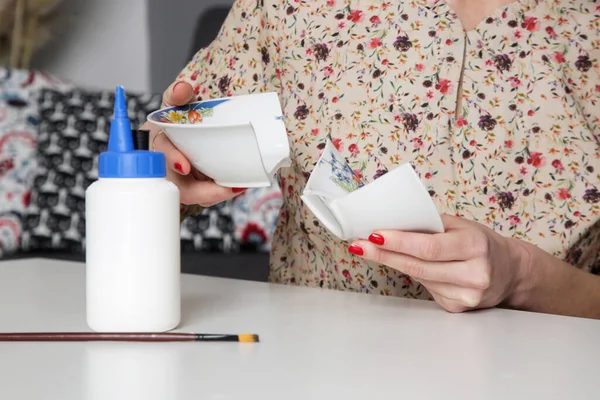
440 214 471 231
143 80 195 176
162 81 195 108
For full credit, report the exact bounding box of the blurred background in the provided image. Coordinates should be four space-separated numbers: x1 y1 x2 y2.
0 0 234 93
0 0 277 281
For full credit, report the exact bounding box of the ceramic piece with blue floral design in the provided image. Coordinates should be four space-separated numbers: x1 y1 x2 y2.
303 139 364 201
147 92 290 188
149 99 229 125
301 139 443 241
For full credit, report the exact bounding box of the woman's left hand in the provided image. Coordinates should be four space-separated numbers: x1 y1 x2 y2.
348 215 531 313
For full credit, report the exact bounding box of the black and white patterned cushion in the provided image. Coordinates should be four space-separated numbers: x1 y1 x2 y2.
20 88 239 253
180 201 238 253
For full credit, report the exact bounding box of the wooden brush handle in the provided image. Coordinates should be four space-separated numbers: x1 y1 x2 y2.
0 332 258 342
0 332 196 342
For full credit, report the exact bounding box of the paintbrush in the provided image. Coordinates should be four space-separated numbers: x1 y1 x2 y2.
0 332 259 343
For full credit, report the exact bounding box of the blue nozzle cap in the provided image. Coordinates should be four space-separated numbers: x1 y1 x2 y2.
107 86 134 153
113 85 128 119
98 86 166 178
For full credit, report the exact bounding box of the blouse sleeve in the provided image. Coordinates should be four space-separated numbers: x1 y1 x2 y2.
566 220 600 275
564 31 600 274
175 0 282 220
177 0 280 103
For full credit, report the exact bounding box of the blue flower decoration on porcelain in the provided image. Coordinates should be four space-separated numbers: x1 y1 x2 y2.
319 149 364 193
149 99 230 124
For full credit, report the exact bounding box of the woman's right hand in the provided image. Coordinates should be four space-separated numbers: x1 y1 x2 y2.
141 81 246 207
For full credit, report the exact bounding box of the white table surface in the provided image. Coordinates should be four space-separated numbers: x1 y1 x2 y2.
0 258 598 400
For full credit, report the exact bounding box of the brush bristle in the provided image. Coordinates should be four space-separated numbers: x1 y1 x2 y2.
238 334 259 343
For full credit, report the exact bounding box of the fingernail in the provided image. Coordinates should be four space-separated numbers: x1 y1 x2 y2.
348 244 364 256
174 162 184 174
368 233 385 246
173 81 185 92
232 188 247 193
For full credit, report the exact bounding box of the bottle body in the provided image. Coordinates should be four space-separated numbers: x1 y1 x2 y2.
85 177 180 332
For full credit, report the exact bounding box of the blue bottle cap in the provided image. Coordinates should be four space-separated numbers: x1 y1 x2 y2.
98 86 166 178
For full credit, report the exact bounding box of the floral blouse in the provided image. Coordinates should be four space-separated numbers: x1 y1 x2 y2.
178 0 600 299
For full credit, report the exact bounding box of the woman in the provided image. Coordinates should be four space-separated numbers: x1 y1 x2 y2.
146 0 600 318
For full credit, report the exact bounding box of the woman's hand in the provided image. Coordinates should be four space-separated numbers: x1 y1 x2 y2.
140 81 246 207
348 215 530 313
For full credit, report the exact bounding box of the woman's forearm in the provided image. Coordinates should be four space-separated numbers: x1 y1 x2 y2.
507 241 600 319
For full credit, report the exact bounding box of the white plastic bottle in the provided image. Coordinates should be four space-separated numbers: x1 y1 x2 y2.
85 86 181 332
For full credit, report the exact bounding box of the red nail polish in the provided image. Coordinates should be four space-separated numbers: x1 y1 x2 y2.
368 233 385 246
174 162 184 174
348 244 364 256
232 188 247 193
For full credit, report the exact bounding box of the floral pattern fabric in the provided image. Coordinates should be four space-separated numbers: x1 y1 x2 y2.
178 0 600 298
0 68 71 257
232 185 284 252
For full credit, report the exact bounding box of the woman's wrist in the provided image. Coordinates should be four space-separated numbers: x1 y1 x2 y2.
503 238 535 310
504 238 600 319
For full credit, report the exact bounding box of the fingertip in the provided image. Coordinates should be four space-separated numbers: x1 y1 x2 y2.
173 80 191 94
154 133 191 175
348 243 365 256
368 233 385 246
171 158 191 175
171 81 194 104
173 162 185 175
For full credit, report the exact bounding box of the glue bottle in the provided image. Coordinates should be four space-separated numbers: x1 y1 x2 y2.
85 86 180 332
